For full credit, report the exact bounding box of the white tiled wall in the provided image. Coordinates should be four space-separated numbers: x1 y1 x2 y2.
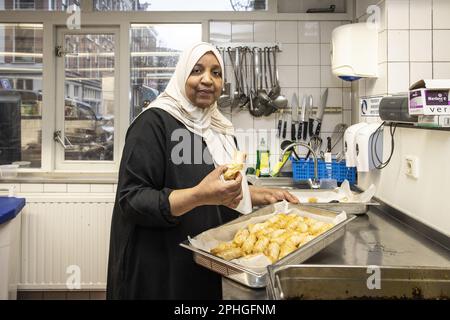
210 20 352 171
355 0 450 235
359 0 450 98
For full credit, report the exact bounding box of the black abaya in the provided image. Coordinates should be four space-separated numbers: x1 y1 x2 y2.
106 108 239 300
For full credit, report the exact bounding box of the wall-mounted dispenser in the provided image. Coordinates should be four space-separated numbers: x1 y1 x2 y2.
331 22 378 81
344 122 369 167
355 123 383 172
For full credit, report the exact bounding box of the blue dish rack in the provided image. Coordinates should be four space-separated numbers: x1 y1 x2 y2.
291 158 357 185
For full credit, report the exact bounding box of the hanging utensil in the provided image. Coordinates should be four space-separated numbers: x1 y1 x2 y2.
237 47 249 108
228 48 241 109
276 109 283 137
256 48 276 113
305 89 329 159
217 47 232 110
330 123 348 151
241 48 251 111
303 95 311 140
268 46 281 99
291 93 299 141
298 94 307 140
308 95 314 137
263 48 277 116
313 88 328 136
249 47 266 117
269 46 288 109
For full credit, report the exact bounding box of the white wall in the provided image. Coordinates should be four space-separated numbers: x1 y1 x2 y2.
355 0 450 236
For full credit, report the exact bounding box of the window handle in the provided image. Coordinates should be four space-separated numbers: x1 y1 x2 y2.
53 130 74 149
55 45 71 57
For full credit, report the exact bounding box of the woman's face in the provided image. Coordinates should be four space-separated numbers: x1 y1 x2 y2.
185 52 222 109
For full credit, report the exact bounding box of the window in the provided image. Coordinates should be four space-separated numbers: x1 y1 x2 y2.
14 0 35 9
0 23 43 168
55 30 117 168
13 25 35 63
96 0 267 11
130 24 202 120
0 0 77 10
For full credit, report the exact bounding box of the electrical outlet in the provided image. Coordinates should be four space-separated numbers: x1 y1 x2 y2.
404 155 419 179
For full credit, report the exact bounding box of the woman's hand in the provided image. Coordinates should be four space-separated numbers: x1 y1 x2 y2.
249 186 299 207
194 165 243 208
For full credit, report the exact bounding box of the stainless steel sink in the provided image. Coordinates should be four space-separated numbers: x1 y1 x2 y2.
267 265 450 300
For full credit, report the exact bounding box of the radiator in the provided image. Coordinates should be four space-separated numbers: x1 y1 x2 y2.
19 195 114 290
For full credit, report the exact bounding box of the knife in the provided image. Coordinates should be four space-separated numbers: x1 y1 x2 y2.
302 95 309 140
314 88 328 136
276 109 283 137
297 95 305 140
308 95 314 138
291 93 299 141
291 120 296 141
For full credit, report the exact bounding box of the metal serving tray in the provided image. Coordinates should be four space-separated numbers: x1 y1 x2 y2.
180 203 356 288
289 189 379 215
296 201 379 215
266 265 450 300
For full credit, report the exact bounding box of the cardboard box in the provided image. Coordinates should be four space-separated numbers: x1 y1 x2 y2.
409 79 450 115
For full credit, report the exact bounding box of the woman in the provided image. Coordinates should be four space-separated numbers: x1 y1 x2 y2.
107 42 298 300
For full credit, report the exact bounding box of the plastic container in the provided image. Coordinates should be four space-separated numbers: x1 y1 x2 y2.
0 197 25 300
292 158 357 185
0 165 19 179
256 138 270 177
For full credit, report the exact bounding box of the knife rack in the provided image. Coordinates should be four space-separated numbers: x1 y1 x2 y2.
274 106 343 114
213 42 282 51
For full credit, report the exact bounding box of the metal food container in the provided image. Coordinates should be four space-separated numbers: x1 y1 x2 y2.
267 264 450 300
295 201 379 215
290 189 379 215
180 203 356 288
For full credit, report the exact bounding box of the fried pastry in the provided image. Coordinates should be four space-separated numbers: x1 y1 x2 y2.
223 151 247 180
241 233 257 254
216 247 243 261
210 212 334 263
252 236 270 254
210 241 235 255
233 229 250 246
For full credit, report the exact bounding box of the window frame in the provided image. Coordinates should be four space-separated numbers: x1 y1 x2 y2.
54 26 120 172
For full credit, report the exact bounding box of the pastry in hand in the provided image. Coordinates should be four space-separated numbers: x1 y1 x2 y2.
223 151 247 180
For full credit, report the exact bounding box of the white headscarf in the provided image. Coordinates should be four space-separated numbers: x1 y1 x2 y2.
140 42 252 214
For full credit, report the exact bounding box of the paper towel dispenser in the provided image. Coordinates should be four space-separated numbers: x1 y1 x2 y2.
331 23 378 81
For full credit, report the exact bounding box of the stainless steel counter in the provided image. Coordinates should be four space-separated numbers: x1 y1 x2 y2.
222 206 450 300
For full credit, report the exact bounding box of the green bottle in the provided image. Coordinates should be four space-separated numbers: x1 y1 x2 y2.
256 138 270 177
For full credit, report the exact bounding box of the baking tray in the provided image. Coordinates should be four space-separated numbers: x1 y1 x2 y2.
289 189 379 215
180 203 356 288
266 264 450 300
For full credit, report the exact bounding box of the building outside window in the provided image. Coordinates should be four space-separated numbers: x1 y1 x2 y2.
0 23 42 167
130 23 202 120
